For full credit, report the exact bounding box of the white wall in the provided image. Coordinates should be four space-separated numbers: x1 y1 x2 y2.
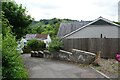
66 25 119 38
43 34 51 47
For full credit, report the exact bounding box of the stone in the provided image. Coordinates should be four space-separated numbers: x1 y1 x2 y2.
72 49 96 64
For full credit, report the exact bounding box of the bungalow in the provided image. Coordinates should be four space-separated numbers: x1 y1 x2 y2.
25 34 51 47
57 17 120 39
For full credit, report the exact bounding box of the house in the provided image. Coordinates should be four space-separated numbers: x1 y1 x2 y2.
57 17 120 39
25 34 51 47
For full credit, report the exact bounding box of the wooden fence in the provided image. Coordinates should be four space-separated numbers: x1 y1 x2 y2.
62 38 120 58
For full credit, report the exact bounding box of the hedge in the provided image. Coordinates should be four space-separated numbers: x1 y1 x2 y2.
2 15 28 78
26 39 46 51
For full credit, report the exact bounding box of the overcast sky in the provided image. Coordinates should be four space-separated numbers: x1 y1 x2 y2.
14 0 119 21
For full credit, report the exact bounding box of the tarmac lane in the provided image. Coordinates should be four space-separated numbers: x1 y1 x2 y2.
22 54 105 78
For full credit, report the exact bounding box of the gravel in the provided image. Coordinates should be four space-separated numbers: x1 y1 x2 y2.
91 58 118 78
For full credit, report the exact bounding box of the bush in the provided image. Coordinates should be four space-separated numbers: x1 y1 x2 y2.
0 34 2 79
48 37 62 52
27 39 46 51
2 17 28 78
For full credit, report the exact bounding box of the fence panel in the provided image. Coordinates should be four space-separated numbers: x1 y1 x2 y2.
63 38 120 58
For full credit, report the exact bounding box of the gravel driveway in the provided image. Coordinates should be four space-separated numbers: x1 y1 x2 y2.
22 54 106 78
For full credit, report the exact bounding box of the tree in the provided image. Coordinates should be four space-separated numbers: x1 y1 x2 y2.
36 26 44 34
54 22 60 35
48 37 62 52
42 25 55 37
2 1 33 39
2 13 28 78
27 39 46 51
114 22 120 25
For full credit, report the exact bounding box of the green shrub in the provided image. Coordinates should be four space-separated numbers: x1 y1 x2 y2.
48 37 62 52
23 46 31 53
2 16 28 78
27 39 46 51
0 34 2 79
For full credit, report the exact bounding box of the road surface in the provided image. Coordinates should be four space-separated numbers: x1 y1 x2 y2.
22 54 105 78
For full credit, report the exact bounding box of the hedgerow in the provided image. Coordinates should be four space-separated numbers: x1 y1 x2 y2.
2 13 28 78
48 37 62 52
26 39 46 51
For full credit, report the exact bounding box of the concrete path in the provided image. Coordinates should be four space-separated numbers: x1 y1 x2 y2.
22 54 105 78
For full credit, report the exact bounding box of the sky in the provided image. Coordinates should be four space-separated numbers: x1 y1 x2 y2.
14 0 120 21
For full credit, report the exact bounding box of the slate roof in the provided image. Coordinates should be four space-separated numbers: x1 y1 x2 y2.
25 34 36 40
59 17 120 39
25 34 48 40
57 21 92 38
36 34 47 39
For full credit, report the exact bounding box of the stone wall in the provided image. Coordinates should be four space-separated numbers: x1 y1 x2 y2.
44 49 96 65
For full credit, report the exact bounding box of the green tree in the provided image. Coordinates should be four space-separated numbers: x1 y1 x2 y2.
2 1 33 39
42 25 55 37
27 39 46 51
2 13 28 78
48 37 62 52
26 26 44 34
114 22 120 25
54 23 60 35
36 26 44 34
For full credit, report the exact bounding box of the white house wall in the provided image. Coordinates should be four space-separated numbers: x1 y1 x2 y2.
47 35 52 43
44 35 51 47
66 25 119 39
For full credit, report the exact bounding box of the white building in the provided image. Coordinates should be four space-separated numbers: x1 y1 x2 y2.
25 34 51 47
57 17 120 39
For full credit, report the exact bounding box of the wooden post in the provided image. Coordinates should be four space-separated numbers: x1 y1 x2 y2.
93 51 101 66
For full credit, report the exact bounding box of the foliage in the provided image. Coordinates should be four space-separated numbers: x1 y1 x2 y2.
0 19 1 34
2 1 33 39
114 22 120 25
0 34 2 79
27 39 46 51
27 26 44 34
2 14 28 78
28 18 78 37
48 37 62 52
41 24 55 37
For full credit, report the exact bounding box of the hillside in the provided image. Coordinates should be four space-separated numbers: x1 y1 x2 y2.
27 18 79 37
27 18 120 38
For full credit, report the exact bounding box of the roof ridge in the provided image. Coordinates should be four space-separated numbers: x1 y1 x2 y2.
61 17 120 39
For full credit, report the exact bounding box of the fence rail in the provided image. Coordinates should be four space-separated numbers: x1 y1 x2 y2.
63 38 120 58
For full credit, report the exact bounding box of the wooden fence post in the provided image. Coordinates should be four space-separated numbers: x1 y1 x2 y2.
63 38 119 59
93 51 101 66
